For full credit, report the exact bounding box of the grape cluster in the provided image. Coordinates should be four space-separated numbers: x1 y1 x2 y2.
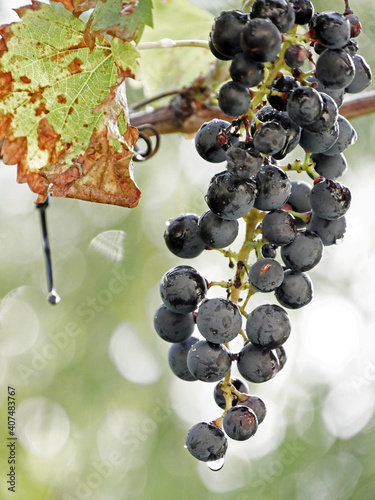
154 0 371 468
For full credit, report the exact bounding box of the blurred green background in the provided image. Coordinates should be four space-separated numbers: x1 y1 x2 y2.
1 0 375 499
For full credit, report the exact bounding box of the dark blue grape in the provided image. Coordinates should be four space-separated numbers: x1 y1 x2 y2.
226 142 263 179
287 87 324 126
195 119 238 163
299 121 339 154
323 115 357 156
197 210 239 249
160 265 207 314
214 378 249 410
311 153 347 179
205 171 258 220
303 93 338 133
261 243 278 259
262 209 297 246
290 0 314 25
209 31 231 61
307 212 346 246
229 53 265 88
196 298 242 344
240 395 267 424
186 422 228 462
254 165 291 211
275 270 313 309
187 340 232 382
345 54 372 93
249 258 284 292
288 180 312 213
246 304 291 349
164 213 205 258
241 18 282 63
168 336 199 381
313 11 351 49
250 0 295 33
218 81 251 117
210 10 248 59
310 178 351 220
316 49 355 89
237 343 279 383
281 230 324 272
223 406 258 441
253 121 287 156
284 44 309 68
154 304 195 343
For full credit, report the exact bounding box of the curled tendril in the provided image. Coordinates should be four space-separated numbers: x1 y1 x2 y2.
133 124 161 162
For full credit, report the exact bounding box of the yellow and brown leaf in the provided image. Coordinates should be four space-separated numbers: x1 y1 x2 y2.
0 1 143 208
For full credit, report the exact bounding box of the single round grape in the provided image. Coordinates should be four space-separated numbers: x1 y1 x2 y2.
286 87 324 126
186 422 228 462
196 298 242 344
323 115 357 156
284 44 309 68
299 121 339 154
261 243 278 259
168 336 199 381
226 142 263 179
210 10 248 59
214 378 249 410
241 17 282 63
316 49 355 89
303 93 338 133
163 213 205 258
154 304 195 343
160 265 207 314
249 258 284 292
253 121 287 156
287 180 312 213
275 270 313 309
208 31 232 61
223 406 258 441
268 75 300 111
310 178 351 220
229 53 265 88
240 395 267 424
187 340 232 382
275 345 287 371
307 212 346 246
254 165 292 211
346 12 362 38
262 209 297 246
250 0 295 33
290 0 314 25
205 171 258 220
313 11 350 49
345 54 372 93
281 230 324 272
195 119 238 163
218 81 251 117
197 210 239 249
237 343 279 383
311 153 347 179
246 304 291 349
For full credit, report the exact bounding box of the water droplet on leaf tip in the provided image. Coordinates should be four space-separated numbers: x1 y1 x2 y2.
48 289 61 305
207 456 225 471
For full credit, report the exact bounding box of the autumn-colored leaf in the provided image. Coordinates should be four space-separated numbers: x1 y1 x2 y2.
52 0 99 16
90 0 153 43
0 1 143 208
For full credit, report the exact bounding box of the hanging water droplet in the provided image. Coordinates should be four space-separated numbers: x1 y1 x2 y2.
183 444 188 449
207 456 225 471
48 289 61 305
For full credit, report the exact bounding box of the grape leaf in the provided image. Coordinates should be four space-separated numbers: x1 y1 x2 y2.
90 0 153 43
0 1 142 208
51 0 100 15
